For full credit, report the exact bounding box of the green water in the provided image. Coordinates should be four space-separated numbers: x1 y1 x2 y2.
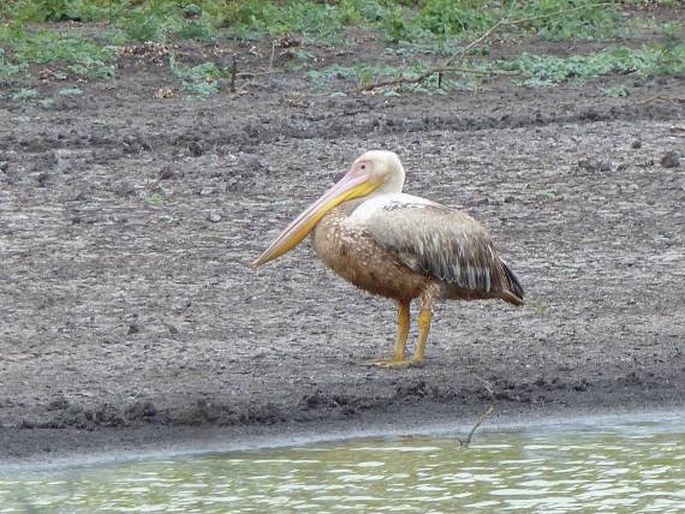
1 415 684 513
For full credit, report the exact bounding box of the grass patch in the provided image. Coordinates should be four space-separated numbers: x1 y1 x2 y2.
219 0 623 43
111 2 219 44
11 88 39 101
0 0 681 93
0 48 28 82
146 192 165 208
59 86 83 96
500 44 685 87
1 0 625 45
418 0 494 37
309 41 684 93
169 55 228 97
536 301 550 316
602 84 629 97
0 23 115 80
220 0 370 42
38 98 55 109
306 63 407 90
512 0 622 41
2 0 112 23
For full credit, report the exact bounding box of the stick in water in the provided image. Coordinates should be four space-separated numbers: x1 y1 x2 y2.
459 405 495 448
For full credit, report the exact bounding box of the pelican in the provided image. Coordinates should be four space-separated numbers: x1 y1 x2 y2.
251 150 524 368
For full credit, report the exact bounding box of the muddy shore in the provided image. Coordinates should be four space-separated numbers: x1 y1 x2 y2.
1 33 683 464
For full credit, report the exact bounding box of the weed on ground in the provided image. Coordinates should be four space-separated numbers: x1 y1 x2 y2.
0 1 682 95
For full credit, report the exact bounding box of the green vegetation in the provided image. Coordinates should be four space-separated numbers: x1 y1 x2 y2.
0 0 682 95
307 41 684 92
0 47 26 81
11 88 38 101
502 45 685 87
535 189 558 199
58 86 84 96
146 192 165 208
169 55 228 97
217 0 624 42
536 301 550 316
0 22 115 81
602 84 629 97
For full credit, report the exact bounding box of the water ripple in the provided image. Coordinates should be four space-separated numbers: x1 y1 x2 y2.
1 416 684 513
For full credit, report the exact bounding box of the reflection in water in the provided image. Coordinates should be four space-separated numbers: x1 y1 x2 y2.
1 417 684 513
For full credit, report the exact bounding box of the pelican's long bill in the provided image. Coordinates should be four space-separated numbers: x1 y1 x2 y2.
251 167 383 268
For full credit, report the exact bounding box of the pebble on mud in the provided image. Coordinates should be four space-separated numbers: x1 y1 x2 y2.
207 212 222 223
577 159 612 173
660 151 680 168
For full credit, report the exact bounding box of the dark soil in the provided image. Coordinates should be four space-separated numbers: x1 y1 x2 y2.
1 27 684 464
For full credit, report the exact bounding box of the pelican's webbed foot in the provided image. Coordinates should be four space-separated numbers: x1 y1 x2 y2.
360 357 424 369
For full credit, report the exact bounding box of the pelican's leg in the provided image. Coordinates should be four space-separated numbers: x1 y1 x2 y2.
362 299 410 367
409 292 436 366
410 307 432 365
389 299 411 362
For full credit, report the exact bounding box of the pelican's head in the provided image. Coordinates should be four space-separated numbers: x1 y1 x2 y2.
251 150 405 268
348 150 405 195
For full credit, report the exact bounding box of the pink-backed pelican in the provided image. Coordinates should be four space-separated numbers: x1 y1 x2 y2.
252 150 524 367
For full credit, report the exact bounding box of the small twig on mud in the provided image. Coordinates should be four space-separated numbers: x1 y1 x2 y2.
475 376 495 399
442 67 519 76
145 168 171 192
236 70 282 78
459 405 495 448
637 95 685 105
230 55 237 93
269 40 276 70
358 2 609 93
357 65 518 92
443 17 507 69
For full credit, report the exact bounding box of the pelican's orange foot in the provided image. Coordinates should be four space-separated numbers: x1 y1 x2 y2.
361 358 424 368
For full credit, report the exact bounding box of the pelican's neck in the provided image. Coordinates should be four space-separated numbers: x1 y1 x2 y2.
382 157 406 195
339 199 362 216
340 185 405 216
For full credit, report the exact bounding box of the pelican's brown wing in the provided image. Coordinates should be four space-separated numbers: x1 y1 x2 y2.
363 204 524 304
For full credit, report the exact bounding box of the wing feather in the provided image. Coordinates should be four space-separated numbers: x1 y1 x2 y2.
362 202 512 295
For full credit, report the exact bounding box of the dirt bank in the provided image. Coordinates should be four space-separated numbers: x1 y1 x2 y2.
1 31 683 463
